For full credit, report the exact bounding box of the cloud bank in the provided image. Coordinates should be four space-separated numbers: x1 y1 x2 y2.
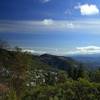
76 46 100 54
1 19 100 34
21 46 100 55
68 46 100 55
22 49 46 54
75 4 99 16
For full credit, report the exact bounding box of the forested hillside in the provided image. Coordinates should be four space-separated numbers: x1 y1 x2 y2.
0 47 100 100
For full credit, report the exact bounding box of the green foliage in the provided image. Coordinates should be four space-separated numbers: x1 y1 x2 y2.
7 89 17 100
0 47 100 100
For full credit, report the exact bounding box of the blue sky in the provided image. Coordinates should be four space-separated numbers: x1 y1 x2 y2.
1 0 100 55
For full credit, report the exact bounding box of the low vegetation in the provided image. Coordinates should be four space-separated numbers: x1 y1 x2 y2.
0 43 100 100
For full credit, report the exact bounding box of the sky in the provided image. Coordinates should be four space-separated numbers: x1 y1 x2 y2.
1 0 100 55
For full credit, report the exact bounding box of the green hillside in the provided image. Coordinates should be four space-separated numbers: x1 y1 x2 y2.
0 48 100 100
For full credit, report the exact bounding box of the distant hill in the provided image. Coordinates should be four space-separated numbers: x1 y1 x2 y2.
40 54 79 71
70 54 100 70
0 48 80 72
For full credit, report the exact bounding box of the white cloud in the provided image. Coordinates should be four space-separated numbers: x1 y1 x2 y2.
41 0 51 3
21 46 100 55
22 49 35 53
42 19 53 25
76 46 100 54
21 47 62 55
66 23 74 29
75 4 99 15
22 49 46 54
68 46 100 55
77 46 100 51
64 46 100 55
0 20 77 33
1 19 100 34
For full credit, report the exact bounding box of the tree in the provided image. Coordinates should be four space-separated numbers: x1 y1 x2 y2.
9 47 32 100
77 64 85 78
94 70 100 83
